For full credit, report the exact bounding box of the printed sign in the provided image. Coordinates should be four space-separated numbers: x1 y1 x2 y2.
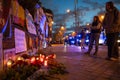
15 28 27 53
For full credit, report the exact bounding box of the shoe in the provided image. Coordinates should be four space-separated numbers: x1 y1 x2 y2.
110 57 119 61
105 57 119 61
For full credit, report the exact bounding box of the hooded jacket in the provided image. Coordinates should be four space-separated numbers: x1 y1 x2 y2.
103 7 120 33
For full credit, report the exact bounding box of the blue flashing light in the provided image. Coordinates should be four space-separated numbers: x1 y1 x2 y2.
79 40 81 42
69 37 72 39
71 41 75 44
76 39 79 42
78 35 81 37
86 40 89 42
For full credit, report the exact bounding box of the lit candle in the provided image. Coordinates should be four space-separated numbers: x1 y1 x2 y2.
46 56 49 59
40 57 44 62
17 56 24 61
44 60 48 67
7 60 12 67
53 54 56 59
40 54 42 58
36 57 39 60
30 57 36 63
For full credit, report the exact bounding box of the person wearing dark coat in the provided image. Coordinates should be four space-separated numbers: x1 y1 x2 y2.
102 1 120 61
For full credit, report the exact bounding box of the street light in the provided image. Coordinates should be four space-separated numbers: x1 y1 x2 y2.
86 23 90 26
100 15 105 22
65 0 79 33
98 14 105 22
60 26 65 31
66 9 70 13
101 15 104 20
72 31 76 36
51 21 54 24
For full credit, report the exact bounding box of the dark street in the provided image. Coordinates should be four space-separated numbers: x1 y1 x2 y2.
44 44 120 80
0 0 120 80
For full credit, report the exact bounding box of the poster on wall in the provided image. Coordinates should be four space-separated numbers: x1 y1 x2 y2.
15 28 27 53
26 9 37 35
11 0 25 27
40 15 46 34
0 33 3 70
35 7 46 34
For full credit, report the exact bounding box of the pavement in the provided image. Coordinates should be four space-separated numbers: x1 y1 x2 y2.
43 44 120 80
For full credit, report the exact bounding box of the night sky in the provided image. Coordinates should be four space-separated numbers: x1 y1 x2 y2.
40 0 120 29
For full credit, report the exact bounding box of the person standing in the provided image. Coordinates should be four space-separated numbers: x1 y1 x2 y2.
64 37 68 46
85 16 102 55
80 29 86 49
102 1 120 60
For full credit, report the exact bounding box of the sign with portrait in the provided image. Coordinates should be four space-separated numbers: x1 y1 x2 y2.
26 9 37 35
11 0 25 27
34 7 46 34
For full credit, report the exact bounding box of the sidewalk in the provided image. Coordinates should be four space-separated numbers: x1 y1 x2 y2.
44 45 120 80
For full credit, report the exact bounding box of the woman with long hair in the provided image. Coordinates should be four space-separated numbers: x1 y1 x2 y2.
85 16 102 55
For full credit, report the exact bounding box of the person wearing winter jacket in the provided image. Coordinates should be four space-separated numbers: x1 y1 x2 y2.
102 1 120 61
85 16 102 55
